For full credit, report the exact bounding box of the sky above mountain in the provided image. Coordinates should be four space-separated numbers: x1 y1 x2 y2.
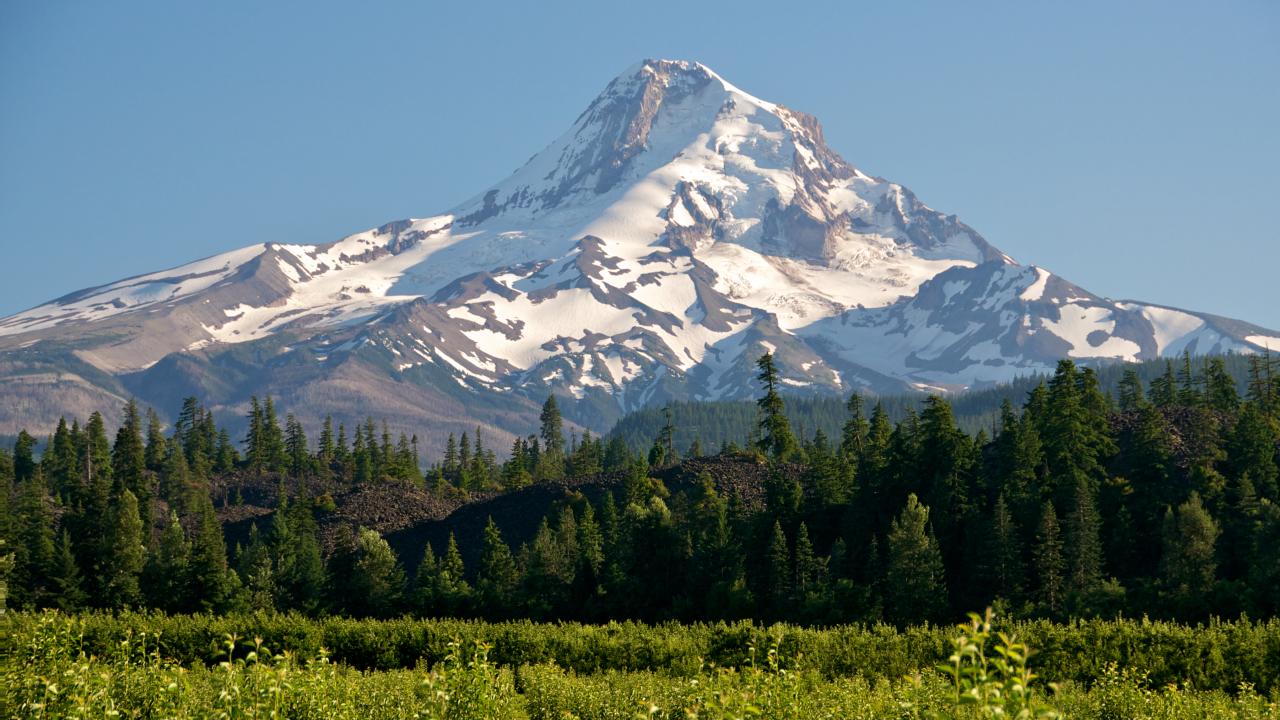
2 1 1277 330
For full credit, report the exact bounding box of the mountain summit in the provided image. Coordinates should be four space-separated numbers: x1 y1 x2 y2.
2 59 1276 443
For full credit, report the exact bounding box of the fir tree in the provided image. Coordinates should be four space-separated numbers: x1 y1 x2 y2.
985 493 1024 602
521 517 573 618
793 521 824 596
1118 369 1146 412
1032 501 1065 616
1042 360 1114 505
13 469 56 607
412 542 441 614
1203 358 1240 413
281 498 325 614
1177 350 1201 406
144 409 167 473
1229 403 1279 499
883 494 947 626
112 399 148 504
1149 361 1179 408
144 512 190 612
43 418 77 500
103 489 146 608
1063 476 1103 601
1160 492 1220 612
476 517 519 617
187 493 231 612
440 533 472 613
285 414 309 477
763 520 791 618
1249 500 1280 615
755 353 800 462
50 530 87 611
840 391 869 461
83 411 114 489
14 429 38 483
540 395 565 457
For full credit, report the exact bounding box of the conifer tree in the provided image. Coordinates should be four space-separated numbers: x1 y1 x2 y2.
540 395 565 457
349 528 405 617
44 418 78 499
573 503 605 600
285 414 309 477
1203 358 1240 413
335 423 350 465
413 542 441 614
0 451 13 547
13 469 56 607
103 489 146 608
1160 492 1220 611
840 392 869 461
603 435 631 473
793 521 824 596
1249 500 1280 615
917 396 971 567
245 396 265 470
144 512 190 612
1042 360 1114 505
651 406 678 469
1063 476 1103 600
1032 501 1064 616
1229 403 1279 499
281 498 325 614
459 431 472 473
319 416 335 462
144 409 167 473
437 533 472 614
522 517 573 618
262 397 286 472
985 493 1024 602
444 434 459 475
187 493 231 612
755 353 800 462
1118 369 1146 412
50 530 87 611
214 429 238 474
83 411 114 488
14 429 37 483
1220 474 1260 581
764 520 791 618
992 400 1043 526
884 494 947 625
1149 361 1179 408
1177 350 1201 406
240 523 277 612
859 403 893 498
476 517 519 617
112 399 148 504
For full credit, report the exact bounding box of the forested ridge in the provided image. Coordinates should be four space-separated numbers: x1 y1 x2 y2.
2 351 1278 628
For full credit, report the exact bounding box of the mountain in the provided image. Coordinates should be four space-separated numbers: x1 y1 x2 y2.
2 59 1277 446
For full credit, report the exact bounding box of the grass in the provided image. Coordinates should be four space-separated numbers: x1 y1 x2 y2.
3 611 1279 719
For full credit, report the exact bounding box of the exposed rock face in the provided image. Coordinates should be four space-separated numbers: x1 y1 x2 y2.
1 59 1276 444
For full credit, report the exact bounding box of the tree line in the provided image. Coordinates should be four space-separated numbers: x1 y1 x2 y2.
2 351 1278 626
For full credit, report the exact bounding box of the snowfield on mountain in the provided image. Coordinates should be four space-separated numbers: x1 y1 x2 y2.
1 59 1275 444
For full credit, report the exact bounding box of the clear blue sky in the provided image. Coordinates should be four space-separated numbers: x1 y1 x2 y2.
2 1 1277 328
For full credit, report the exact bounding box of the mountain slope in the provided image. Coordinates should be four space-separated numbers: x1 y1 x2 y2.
1 59 1276 442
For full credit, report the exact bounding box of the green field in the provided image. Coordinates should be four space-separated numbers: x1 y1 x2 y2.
5 611 1280 719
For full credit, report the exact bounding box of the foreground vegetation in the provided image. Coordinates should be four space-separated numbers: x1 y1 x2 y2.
4 611 1279 719
5 610 1280 693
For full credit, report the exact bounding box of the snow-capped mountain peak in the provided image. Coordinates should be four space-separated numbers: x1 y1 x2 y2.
1 60 1277 442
